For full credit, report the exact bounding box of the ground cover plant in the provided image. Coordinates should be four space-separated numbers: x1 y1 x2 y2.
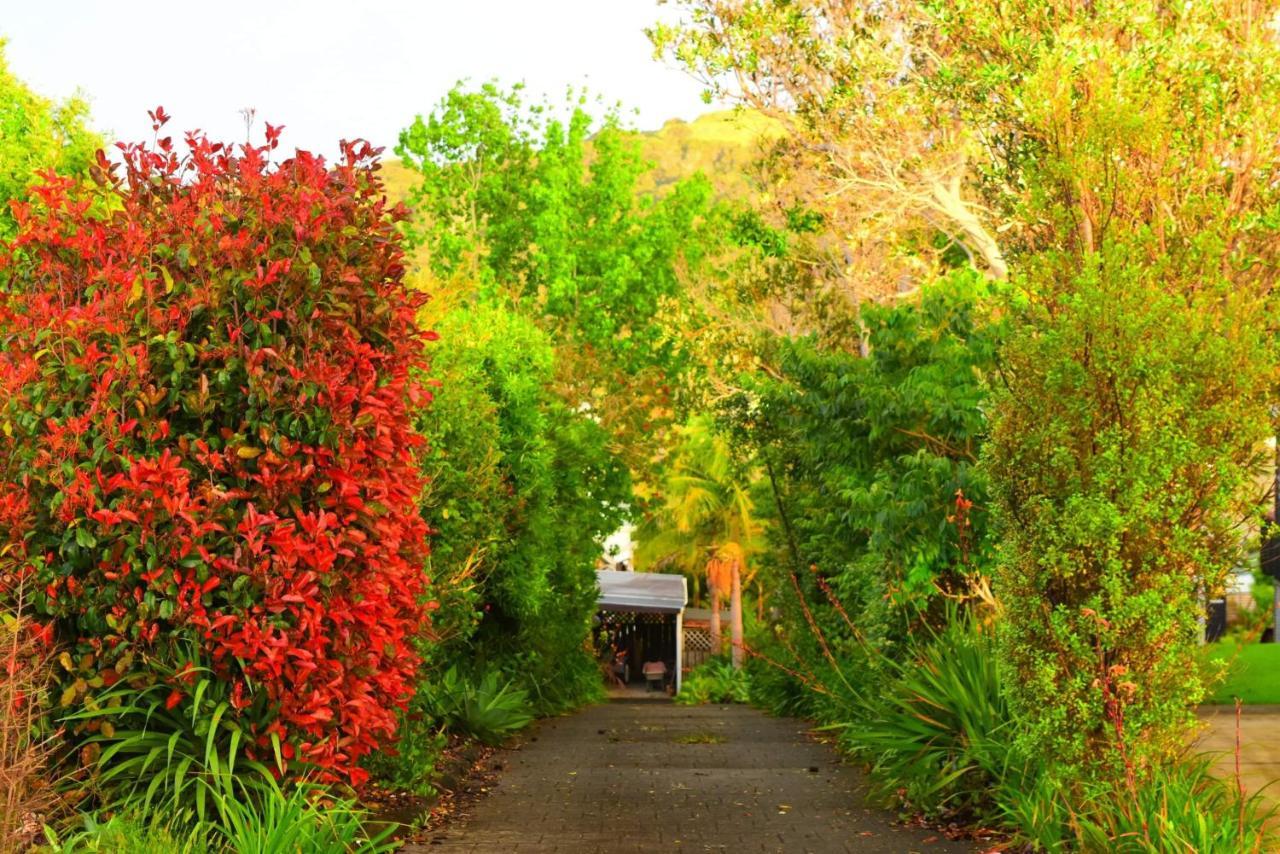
675 657 748 706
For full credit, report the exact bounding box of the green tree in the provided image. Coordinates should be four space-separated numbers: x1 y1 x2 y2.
0 41 99 237
416 303 630 710
743 270 998 651
397 83 724 478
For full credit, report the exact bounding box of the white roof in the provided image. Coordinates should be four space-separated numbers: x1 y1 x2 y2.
596 569 687 614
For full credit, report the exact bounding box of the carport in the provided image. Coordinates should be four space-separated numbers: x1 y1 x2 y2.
594 570 688 694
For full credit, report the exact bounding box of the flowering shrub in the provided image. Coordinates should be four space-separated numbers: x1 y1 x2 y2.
0 111 431 782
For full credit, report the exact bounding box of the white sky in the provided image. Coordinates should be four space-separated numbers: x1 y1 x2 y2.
3 1 717 157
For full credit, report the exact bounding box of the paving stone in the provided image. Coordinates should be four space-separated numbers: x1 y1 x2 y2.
405 701 975 853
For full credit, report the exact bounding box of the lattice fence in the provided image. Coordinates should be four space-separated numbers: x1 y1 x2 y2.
683 625 714 672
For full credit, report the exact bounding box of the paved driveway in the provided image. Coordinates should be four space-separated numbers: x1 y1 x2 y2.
409 701 975 853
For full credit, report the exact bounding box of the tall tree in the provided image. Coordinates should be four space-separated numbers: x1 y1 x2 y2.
638 415 759 667
397 83 724 480
650 0 1007 346
962 0 1280 776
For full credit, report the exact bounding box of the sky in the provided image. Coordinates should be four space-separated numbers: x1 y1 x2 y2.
3 0 718 157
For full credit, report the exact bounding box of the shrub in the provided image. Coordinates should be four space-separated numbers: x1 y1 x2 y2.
741 652 813 719
0 114 431 783
359 717 446 798
742 270 998 655
839 612 1022 822
676 658 749 706
423 666 533 746
989 255 1274 776
414 304 626 714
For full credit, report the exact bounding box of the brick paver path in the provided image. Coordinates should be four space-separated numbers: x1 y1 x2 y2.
409 701 975 853
1197 705 1280 815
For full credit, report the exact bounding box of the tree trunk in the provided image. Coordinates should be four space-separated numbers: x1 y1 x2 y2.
730 565 744 670
709 577 723 657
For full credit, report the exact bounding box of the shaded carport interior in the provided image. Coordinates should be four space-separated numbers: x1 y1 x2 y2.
595 570 688 693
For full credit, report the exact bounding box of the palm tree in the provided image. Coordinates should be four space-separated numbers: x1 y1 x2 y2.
637 415 758 669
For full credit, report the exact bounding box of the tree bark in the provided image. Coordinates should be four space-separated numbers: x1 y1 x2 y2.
730 565 744 670
709 577 723 657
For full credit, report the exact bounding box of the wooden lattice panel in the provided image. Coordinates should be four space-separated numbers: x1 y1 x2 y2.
684 626 713 652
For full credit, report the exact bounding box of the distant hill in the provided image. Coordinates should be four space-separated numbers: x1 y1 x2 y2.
631 109 781 198
379 158 419 206
380 109 779 206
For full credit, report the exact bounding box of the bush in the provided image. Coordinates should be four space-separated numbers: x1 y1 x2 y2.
412 304 625 715
989 255 1274 777
0 116 431 783
422 667 534 747
676 658 749 705
839 613 1021 822
741 651 813 719
358 718 446 798
741 270 998 658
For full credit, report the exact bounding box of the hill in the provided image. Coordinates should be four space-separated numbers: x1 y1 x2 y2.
381 109 779 206
631 109 781 198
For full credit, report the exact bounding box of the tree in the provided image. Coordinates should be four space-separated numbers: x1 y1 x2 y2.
414 302 630 709
741 270 997 651
397 83 724 478
638 415 759 667
650 0 1007 346
970 0 1280 776
0 40 99 238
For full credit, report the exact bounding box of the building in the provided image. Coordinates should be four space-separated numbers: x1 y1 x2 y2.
595 569 687 694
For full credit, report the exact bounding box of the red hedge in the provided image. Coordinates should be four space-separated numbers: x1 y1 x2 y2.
0 113 432 781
